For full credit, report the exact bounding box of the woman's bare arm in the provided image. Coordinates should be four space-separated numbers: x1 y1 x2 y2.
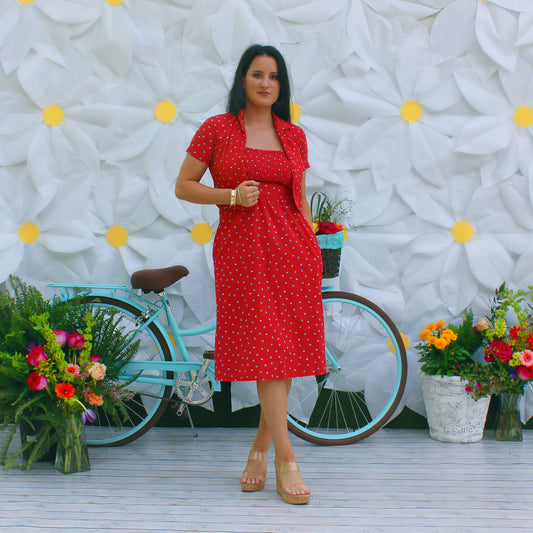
175 154 260 207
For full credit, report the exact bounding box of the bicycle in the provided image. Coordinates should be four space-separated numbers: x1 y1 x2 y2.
49 265 407 446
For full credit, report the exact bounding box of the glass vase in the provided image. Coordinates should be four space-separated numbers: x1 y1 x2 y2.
494 392 523 442
54 415 91 473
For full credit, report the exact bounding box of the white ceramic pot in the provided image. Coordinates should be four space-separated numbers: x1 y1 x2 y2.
418 371 491 443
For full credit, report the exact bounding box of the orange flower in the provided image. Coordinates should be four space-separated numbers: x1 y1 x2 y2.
55 383 75 399
86 391 104 406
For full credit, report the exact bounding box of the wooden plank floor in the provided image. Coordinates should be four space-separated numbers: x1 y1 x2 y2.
1 427 532 533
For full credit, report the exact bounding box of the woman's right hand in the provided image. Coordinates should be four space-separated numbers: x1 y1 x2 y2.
236 180 261 207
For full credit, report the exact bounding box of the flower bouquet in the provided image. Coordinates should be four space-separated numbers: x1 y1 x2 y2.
0 276 137 471
310 192 354 278
460 284 533 440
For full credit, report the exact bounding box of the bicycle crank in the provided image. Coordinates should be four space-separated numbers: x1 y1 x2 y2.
175 360 214 406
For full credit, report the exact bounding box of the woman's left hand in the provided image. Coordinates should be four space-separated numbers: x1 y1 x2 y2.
236 180 260 207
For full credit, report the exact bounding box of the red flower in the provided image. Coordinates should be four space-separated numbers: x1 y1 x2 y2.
483 349 495 363
68 333 86 350
527 333 533 349
486 340 513 363
509 326 522 339
517 366 533 381
26 372 48 391
317 221 341 235
55 383 75 399
26 346 48 367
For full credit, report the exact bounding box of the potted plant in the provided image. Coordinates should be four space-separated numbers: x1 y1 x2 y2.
310 191 355 278
463 284 533 441
0 276 137 472
417 311 492 443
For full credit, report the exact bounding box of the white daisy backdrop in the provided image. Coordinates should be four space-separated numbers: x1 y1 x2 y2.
2 0 533 419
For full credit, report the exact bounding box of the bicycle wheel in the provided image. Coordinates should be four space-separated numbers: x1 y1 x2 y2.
288 291 407 445
81 296 173 446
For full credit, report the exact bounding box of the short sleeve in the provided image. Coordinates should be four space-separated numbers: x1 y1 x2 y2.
186 116 219 165
293 125 310 170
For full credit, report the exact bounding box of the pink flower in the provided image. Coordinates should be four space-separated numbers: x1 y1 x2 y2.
519 350 533 367
89 355 102 362
68 333 86 350
53 329 69 346
465 386 473 393
517 366 533 381
26 346 48 367
26 372 48 391
65 364 80 377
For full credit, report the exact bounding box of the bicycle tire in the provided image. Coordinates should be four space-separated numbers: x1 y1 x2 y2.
287 291 407 445
81 295 173 447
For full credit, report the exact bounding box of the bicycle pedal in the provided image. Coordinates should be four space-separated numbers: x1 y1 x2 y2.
203 350 215 360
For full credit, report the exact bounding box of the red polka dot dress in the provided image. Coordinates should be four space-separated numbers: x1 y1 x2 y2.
187 111 326 382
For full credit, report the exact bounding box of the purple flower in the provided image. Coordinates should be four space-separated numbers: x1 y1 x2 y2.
82 409 97 425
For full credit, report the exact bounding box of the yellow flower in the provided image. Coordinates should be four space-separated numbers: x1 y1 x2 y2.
435 320 446 329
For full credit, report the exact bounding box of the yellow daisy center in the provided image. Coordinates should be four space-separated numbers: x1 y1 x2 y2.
155 101 177 123
42 105 64 127
514 106 533 128
388 333 410 354
18 0 35 4
106 0 125 5
290 102 301 123
106 226 128 248
400 101 422 123
19 222 40 244
191 223 213 244
452 221 474 243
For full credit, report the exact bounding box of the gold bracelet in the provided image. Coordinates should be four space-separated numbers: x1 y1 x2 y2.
230 188 236 207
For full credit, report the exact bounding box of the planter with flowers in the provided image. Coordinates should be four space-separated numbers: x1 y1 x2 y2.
461 284 533 441
417 311 491 443
310 192 354 278
0 276 137 472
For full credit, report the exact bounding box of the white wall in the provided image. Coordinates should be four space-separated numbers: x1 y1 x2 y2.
1 0 533 415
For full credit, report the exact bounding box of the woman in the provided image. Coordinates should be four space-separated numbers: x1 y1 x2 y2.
175 44 326 505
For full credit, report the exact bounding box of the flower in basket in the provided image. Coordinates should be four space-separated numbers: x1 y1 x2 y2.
310 191 355 278
416 311 484 379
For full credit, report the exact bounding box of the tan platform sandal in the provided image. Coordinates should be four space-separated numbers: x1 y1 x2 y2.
275 461 311 505
240 450 268 492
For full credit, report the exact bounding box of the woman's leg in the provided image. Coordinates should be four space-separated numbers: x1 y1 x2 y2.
256 378 310 497
240 409 271 488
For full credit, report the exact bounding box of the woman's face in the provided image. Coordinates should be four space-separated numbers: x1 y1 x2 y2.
243 55 280 110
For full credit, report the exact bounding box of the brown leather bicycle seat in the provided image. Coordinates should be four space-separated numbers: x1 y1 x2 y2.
131 265 189 292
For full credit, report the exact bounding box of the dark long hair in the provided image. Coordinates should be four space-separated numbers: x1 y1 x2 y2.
227 44 291 122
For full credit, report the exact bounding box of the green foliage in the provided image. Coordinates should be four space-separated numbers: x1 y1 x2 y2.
0 275 85 354
310 191 355 226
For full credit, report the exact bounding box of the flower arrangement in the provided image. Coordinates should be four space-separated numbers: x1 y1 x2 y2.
459 284 533 400
417 310 484 378
0 276 137 471
310 191 355 278
310 191 354 237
